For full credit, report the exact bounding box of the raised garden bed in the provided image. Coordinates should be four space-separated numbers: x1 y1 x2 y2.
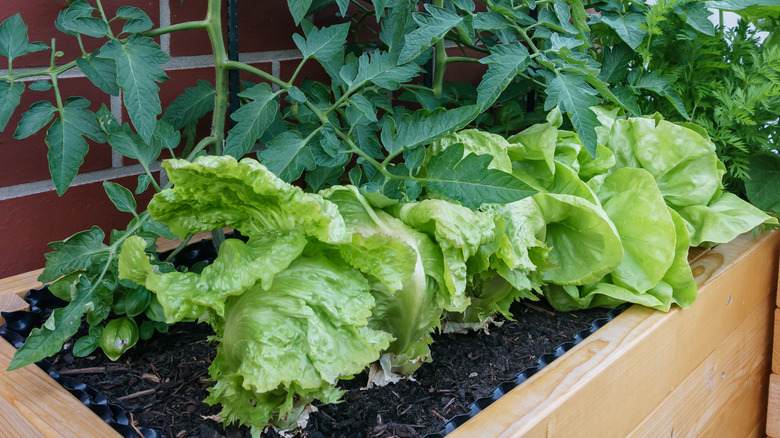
1 231 777 437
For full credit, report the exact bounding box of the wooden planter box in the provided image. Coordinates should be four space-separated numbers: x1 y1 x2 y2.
1 231 778 437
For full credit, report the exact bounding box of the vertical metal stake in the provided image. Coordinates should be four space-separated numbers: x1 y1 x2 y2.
227 0 240 127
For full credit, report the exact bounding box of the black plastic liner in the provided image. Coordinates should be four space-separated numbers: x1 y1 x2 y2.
423 304 628 438
0 236 222 438
1 237 626 438
0 287 162 438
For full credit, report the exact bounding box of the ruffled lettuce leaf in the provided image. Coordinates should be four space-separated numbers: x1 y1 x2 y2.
391 199 495 312
119 233 307 321
427 128 513 172
507 118 558 186
319 185 418 294
320 185 448 375
600 114 775 245
205 254 392 433
149 156 349 244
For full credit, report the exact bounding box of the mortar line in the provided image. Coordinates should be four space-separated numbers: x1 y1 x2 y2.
0 163 162 201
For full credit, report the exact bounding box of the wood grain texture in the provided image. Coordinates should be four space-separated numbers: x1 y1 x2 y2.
0 339 120 437
768 374 780 438
449 231 780 438
629 294 772 437
0 269 43 299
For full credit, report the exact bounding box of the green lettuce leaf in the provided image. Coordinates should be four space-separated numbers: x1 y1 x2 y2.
205 254 391 433
320 186 448 375
428 129 513 172
604 117 723 208
391 198 496 312
149 156 349 244
676 192 777 246
588 168 676 293
119 233 308 321
533 193 622 285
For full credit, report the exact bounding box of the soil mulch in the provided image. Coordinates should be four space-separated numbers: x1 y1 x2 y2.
48 300 610 438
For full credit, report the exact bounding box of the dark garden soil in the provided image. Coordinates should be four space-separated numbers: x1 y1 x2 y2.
48 300 611 438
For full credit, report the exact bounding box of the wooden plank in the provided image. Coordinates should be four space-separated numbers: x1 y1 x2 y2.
0 294 29 325
449 231 780 438
0 339 119 437
774 309 780 375
697 361 770 438
768 374 780 437
0 393 44 438
0 269 43 299
628 294 772 436
687 246 711 264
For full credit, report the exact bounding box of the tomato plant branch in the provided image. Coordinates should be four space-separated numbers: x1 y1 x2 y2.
95 0 116 39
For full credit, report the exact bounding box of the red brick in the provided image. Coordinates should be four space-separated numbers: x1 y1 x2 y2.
280 58 327 88
1 1 160 69
444 46 487 86
169 0 299 57
0 174 156 277
0 76 113 188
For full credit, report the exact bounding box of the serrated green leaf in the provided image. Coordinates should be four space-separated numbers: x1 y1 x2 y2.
305 164 344 191
0 81 24 132
381 105 478 154
107 122 160 166
675 2 715 36
14 101 56 139
601 11 646 50
46 98 106 195
477 43 530 109
349 94 378 122
56 1 109 38
103 181 137 214
225 83 278 158
136 173 152 194
77 51 119 96
257 130 317 182
293 23 349 61
0 14 47 60
473 12 511 31
152 119 180 154
98 35 169 143
39 226 108 283
29 80 52 91
342 51 423 91
287 0 314 24
597 44 632 83
611 85 641 116
116 6 154 34
287 86 307 103
8 276 93 371
745 154 780 212
161 79 215 129
553 0 579 34
544 73 601 156
424 144 536 209
565 0 590 32
630 70 689 119
398 6 463 64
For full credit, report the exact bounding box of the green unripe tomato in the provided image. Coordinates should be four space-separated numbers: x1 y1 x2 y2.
100 317 139 360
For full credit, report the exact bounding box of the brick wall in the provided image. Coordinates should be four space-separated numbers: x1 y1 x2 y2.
0 0 308 277
0 1 485 278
